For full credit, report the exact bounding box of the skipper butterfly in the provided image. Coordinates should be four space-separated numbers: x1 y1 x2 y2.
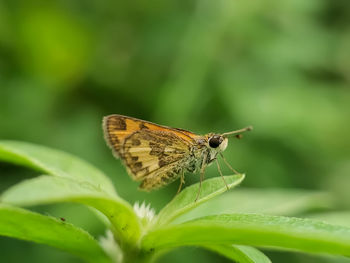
103 114 252 199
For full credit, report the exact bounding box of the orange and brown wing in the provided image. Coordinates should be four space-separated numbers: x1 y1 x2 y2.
103 114 200 190
103 114 200 157
121 130 190 187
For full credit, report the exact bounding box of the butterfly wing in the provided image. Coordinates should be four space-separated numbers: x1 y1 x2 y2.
123 130 193 190
103 114 200 190
103 114 200 156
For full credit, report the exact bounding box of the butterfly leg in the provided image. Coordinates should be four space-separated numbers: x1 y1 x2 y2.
195 154 207 202
216 158 229 190
219 153 240 175
176 172 185 195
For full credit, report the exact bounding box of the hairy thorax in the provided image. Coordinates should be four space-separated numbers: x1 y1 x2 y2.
185 137 223 174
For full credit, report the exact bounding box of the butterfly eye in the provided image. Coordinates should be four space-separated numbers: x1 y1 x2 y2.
209 135 222 148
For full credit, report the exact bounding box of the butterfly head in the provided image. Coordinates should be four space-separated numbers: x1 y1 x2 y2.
208 134 228 152
206 125 253 154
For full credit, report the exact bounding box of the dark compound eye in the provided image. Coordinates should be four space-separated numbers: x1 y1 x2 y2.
209 135 222 148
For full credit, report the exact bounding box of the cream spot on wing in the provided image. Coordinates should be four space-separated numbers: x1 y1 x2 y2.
148 162 159 171
128 147 152 153
139 159 159 169
164 147 176 153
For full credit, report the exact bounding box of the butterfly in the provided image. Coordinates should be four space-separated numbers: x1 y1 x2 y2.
103 114 252 199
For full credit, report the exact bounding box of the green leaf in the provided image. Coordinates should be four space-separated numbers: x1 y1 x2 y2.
155 174 245 226
0 204 110 263
308 211 350 227
1 175 141 245
174 188 333 224
203 245 271 263
142 213 350 257
0 140 116 196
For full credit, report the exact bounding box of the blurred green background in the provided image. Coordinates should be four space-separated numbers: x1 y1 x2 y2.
0 0 350 262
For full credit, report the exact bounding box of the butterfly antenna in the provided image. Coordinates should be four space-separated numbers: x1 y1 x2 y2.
222 126 253 137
